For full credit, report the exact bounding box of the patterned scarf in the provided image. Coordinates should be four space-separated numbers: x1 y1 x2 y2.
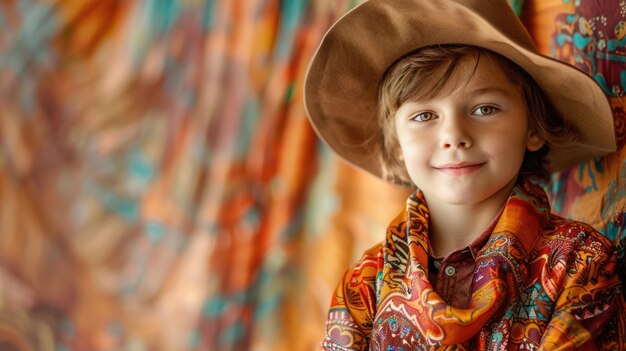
368 180 617 350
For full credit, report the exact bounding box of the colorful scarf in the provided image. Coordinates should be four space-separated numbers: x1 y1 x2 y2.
324 180 622 350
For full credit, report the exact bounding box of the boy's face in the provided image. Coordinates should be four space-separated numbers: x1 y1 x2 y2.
394 56 544 208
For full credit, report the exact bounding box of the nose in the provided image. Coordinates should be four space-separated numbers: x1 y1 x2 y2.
440 117 472 149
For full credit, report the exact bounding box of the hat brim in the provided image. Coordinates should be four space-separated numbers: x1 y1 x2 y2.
304 0 616 185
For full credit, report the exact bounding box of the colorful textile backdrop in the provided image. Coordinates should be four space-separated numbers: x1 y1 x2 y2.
0 0 623 350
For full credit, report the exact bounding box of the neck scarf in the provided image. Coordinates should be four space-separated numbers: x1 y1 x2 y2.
370 180 550 350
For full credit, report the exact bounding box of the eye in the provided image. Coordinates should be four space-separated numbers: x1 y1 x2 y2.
410 111 438 122
472 105 498 116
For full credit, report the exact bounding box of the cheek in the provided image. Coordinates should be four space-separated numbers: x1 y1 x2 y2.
397 131 432 160
399 142 434 181
493 118 530 147
493 132 529 165
403 148 430 166
481 125 529 163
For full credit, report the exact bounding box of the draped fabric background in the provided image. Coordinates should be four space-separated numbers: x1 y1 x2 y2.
0 0 622 351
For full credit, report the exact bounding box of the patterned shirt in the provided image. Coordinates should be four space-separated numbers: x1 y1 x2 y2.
322 181 624 350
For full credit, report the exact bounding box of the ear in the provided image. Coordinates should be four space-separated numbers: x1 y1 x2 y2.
390 141 404 162
526 131 545 152
397 148 405 162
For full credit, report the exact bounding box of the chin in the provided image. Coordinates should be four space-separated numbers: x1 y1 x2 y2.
441 197 481 206
439 189 491 205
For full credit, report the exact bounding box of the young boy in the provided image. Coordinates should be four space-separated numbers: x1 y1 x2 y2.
304 0 624 350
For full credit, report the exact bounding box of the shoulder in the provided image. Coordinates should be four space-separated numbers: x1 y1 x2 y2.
540 214 615 256
359 241 385 263
339 242 384 289
532 215 619 291
331 241 385 303
330 242 384 300
538 216 622 339
323 242 384 350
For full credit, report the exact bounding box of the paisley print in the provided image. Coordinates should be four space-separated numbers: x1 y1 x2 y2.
323 180 624 350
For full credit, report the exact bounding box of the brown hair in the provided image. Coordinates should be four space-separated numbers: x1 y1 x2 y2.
378 45 579 186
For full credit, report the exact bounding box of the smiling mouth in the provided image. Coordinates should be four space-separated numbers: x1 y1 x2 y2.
434 162 485 176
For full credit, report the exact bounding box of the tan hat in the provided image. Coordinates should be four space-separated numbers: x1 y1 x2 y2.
304 0 616 185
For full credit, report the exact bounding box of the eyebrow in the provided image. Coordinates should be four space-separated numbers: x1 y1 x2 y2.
467 87 513 97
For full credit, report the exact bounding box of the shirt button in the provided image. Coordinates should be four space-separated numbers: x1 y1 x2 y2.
444 265 456 277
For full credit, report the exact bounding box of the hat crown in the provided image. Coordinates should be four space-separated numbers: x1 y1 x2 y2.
451 0 537 50
374 0 537 51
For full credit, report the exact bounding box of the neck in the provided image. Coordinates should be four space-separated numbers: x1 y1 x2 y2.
425 178 517 257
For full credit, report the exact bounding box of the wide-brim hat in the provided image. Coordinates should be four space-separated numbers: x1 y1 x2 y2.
304 0 616 185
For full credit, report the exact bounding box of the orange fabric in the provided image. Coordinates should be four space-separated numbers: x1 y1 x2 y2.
323 181 623 350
